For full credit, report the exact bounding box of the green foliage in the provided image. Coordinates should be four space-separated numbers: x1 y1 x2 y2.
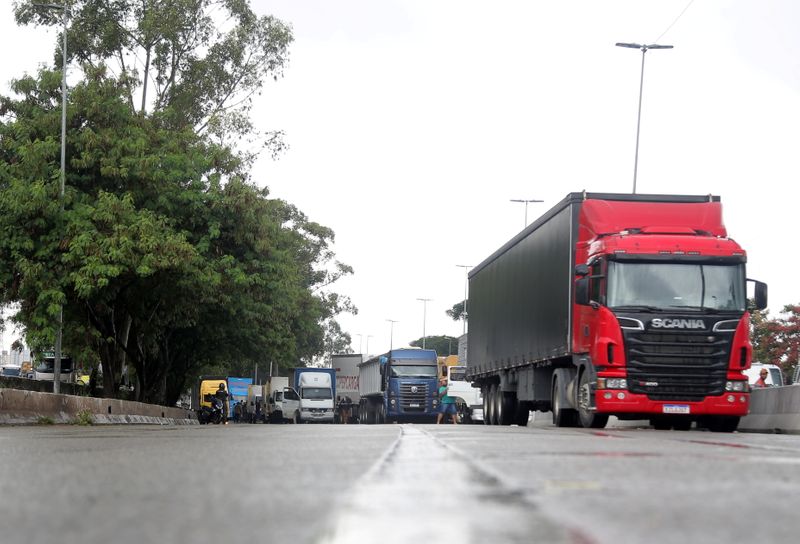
409 335 459 356
750 304 800 379
446 300 467 322
1 2 355 405
72 409 93 426
36 415 55 425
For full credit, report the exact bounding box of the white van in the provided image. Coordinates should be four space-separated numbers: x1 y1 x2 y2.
744 362 784 387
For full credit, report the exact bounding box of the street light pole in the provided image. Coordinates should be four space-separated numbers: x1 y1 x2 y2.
615 42 673 194
365 335 373 358
36 2 69 393
416 298 431 349
386 320 398 351
455 265 472 335
509 199 543 228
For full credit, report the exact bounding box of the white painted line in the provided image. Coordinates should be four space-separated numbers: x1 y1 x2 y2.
318 426 577 544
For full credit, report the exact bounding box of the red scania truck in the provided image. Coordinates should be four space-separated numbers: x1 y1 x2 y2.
467 192 768 432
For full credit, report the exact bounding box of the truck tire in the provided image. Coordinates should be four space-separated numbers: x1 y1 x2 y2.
482 385 493 425
552 378 578 427
495 387 514 426
487 384 499 425
706 416 739 433
577 370 608 429
513 402 529 426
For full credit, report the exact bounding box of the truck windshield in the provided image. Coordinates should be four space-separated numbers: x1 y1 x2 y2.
390 365 438 378
301 387 332 400
449 368 467 381
607 262 745 312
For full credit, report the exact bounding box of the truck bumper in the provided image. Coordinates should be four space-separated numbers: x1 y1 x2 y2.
301 411 335 423
595 391 749 417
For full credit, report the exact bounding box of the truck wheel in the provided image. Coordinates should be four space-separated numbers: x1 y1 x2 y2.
513 402 529 426
672 418 692 431
482 385 492 425
577 370 608 429
495 388 514 426
552 378 578 427
650 417 671 431
487 384 499 425
706 416 739 433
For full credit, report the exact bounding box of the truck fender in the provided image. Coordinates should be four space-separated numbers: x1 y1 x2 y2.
553 367 577 410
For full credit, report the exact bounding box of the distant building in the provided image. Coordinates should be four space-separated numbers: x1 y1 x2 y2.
0 350 8 367
10 347 31 367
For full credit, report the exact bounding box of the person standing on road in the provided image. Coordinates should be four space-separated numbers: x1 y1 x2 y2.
436 377 458 424
215 383 230 423
754 369 769 388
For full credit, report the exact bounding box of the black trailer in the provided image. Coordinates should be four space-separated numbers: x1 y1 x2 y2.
467 193 581 424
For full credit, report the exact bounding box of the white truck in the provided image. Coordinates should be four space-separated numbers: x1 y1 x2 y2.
293 368 336 423
332 354 361 423
266 377 300 423
446 365 484 423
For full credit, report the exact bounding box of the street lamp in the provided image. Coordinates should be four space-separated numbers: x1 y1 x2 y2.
416 298 431 349
386 320 398 351
36 2 69 393
365 335 373 358
510 199 543 228
455 265 472 335
355 333 363 354
615 42 674 194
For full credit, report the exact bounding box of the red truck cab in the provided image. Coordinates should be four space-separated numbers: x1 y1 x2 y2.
572 197 767 431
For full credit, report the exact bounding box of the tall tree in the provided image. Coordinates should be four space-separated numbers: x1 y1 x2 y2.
2 2 355 404
750 304 800 380
409 335 459 356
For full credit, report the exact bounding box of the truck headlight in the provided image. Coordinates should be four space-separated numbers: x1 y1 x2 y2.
725 380 748 392
597 378 627 390
390 398 396 406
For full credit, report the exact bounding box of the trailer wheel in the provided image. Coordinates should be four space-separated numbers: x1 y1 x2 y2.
487 384 500 425
513 401 529 426
495 388 514 426
552 378 578 427
482 385 493 425
577 370 608 429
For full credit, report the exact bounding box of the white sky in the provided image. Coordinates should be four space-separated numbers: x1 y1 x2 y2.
1 1 798 358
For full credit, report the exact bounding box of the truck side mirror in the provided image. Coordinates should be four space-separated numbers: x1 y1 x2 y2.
575 277 590 305
749 279 768 310
575 264 590 277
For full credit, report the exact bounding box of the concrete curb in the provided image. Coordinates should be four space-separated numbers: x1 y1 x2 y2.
0 387 198 426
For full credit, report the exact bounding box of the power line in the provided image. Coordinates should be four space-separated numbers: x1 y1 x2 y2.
654 0 695 43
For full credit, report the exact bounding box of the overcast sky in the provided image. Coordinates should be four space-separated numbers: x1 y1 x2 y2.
2 1 798 358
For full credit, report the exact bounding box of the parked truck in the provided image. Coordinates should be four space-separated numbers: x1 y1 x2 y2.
446 365 484 423
468 192 768 432
358 348 440 424
265 377 300 423
293 368 336 423
332 353 362 423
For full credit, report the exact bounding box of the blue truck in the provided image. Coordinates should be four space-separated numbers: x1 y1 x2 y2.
293 367 336 423
226 377 253 420
358 348 440 424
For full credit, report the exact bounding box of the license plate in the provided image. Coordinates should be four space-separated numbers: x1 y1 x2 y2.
410 403 419 408
663 404 690 414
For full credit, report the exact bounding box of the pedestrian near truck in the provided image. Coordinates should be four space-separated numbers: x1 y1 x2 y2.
436 377 458 424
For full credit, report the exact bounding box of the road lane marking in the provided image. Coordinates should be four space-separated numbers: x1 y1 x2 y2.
317 426 586 544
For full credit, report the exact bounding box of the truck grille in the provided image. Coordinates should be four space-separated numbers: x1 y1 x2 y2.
623 331 732 401
399 383 428 411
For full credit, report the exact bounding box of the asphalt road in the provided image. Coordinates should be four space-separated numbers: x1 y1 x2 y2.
1 421 797 544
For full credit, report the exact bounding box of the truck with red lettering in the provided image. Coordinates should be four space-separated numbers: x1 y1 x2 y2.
467 192 768 432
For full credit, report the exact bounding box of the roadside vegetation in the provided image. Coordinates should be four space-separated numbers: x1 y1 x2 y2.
0 1 354 406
